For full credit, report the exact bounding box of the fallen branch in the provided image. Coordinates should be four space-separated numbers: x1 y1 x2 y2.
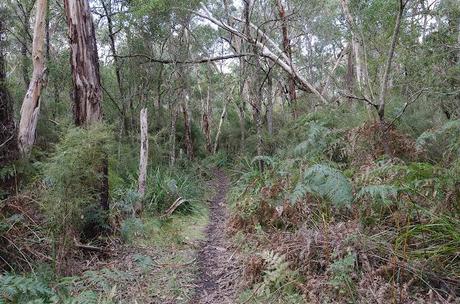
164 197 188 217
74 239 104 252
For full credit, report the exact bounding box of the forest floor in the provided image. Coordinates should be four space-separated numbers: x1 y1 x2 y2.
190 168 242 304
62 169 243 303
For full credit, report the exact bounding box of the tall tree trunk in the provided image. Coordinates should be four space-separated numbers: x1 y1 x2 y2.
275 0 297 118
64 0 102 127
237 60 248 152
340 0 364 91
138 108 148 198
45 0 50 61
18 0 47 155
377 0 405 122
182 93 194 160
156 64 164 130
251 69 264 172
64 0 108 211
21 4 32 90
345 46 355 102
377 0 406 156
213 101 228 154
169 103 178 167
179 25 194 160
245 0 264 171
202 81 212 153
0 8 18 169
266 73 274 136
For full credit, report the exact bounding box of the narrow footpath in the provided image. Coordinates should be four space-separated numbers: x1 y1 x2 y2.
190 169 242 304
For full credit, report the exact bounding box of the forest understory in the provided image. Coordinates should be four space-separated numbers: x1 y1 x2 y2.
1 0 460 303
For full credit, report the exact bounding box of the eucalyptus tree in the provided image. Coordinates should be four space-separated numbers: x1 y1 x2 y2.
63 0 108 209
64 0 102 126
17 0 47 155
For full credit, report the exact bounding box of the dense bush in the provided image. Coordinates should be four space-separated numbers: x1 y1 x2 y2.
229 110 460 302
39 124 114 254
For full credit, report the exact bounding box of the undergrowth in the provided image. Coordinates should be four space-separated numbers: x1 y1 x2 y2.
229 113 460 303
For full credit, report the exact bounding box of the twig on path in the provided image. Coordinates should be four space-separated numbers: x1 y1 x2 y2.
74 238 104 252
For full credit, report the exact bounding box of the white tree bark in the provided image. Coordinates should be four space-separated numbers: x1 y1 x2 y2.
18 0 47 156
213 101 228 154
138 108 148 197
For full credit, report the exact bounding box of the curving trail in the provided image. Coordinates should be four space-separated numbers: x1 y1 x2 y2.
190 169 241 304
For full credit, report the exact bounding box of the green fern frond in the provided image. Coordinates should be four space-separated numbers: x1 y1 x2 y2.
293 122 332 157
357 185 398 205
256 250 293 297
291 164 353 207
0 274 55 303
416 120 460 159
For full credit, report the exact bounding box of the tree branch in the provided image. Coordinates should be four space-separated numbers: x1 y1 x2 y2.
194 4 329 104
385 89 426 130
377 0 406 119
340 92 378 109
113 53 253 64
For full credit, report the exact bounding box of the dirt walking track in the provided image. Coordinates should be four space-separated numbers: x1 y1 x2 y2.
190 169 242 304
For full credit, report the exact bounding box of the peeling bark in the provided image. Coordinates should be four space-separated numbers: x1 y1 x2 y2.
138 108 148 198
64 0 102 126
18 0 47 156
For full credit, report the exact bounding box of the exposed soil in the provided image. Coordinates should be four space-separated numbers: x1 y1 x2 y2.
190 169 242 304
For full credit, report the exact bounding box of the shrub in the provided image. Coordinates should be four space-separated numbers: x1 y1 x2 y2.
39 124 114 259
